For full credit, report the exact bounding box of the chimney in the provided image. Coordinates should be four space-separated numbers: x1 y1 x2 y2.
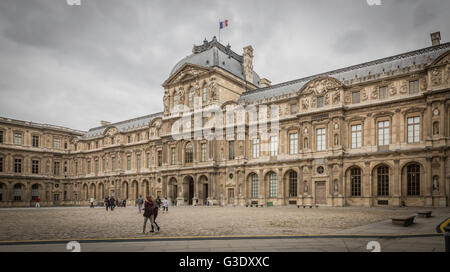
430 32 441 46
243 45 254 84
101 121 111 126
260 78 271 88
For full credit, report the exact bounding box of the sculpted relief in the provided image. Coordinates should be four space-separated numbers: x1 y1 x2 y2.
300 77 343 111
431 68 442 86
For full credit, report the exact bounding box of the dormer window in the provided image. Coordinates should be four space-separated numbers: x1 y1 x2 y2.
379 86 388 100
188 88 194 107
317 96 324 108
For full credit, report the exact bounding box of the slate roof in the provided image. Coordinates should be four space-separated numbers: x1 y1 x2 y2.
239 42 450 104
170 37 261 87
81 112 163 139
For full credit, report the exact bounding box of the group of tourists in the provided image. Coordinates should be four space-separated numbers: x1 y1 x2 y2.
104 196 117 211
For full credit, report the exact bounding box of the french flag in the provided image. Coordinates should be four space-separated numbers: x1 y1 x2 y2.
219 20 228 29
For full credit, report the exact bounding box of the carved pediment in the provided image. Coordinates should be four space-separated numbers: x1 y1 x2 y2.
300 77 344 96
104 127 118 136
164 64 210 86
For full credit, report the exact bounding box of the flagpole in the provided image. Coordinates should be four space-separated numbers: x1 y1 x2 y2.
218 18 221 42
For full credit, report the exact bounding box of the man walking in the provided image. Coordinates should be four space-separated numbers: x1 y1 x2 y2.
90 197 95 208
105 196 110 211
137 195 143 213
109 196 115 211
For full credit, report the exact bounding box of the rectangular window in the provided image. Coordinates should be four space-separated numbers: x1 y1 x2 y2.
95 160 99 174
136 134 140 142
173 95 178 108
317 96 324 108
270 136 278 156
378 121 390 146
54 162 60 175
14 133 23 145
87 161 91 174
75 162 78 175
407 117 420 143
229 141 235 160
409 80 419 94
316 128 326 151
0 157 3 172
137 155 141 169
290 103 298 114
351 124 362 149
252 138 260 158
111 157 116 171
158 150 162 167
201 144 206 162
53 138 61 149
127 136 131 143
289 133 298 155
352 91 360 104
269 173 277 198
14 159 22 173
379 86 388 100
170 147 176 164
127 156 131 170
147 153 151 168
0 130 3 144
32 160 39 174
32 135 39 147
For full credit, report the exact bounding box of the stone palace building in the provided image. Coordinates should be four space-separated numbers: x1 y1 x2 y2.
0 32 449 208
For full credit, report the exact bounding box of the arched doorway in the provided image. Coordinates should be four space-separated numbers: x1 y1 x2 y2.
142 180 149 198
82 184 88 200
132 180 139 200
122 181 129 200
183 176 194 205
198 175 208 205
98 183 104 200
89 183 96 199
168 178 178 204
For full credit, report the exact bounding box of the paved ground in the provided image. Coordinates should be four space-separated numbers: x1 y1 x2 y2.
0 236 445 252
0 205 448 252
1 205 449 242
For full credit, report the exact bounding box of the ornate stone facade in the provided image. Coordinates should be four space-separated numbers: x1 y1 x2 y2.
1 36 449 208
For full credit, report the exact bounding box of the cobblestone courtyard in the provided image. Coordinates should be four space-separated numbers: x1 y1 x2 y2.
0 206 449 242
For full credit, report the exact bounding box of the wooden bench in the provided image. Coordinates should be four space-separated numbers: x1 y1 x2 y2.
417 211 432 218
392 216 415 226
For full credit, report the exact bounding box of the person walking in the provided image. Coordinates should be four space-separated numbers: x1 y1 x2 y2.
35 196 40 208
122 199 127 208
105 196 110 211
152 199 160 232
109 196 115 211
142 197 158 234
162 197 168 214
137 195 143 213
90 197 95 208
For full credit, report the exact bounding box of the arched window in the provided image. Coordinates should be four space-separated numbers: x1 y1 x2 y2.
188 88 194 107
407 164 420 196
288 171 298 197
251 174 258 198
31 184 39 200
14 184 22 201
185 143 193 163
269 172 277 198
377 166 389 196
350 168 361 196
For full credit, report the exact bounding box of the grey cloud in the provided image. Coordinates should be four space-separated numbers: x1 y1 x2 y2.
0 0 449 131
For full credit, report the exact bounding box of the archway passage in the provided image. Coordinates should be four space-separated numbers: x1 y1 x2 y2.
188 177 194 205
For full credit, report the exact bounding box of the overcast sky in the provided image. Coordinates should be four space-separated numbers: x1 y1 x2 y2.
0 0 449 131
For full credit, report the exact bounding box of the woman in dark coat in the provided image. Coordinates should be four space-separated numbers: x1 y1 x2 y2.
142 197 159 233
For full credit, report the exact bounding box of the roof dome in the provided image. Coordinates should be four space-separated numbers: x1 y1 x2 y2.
169 37 261 87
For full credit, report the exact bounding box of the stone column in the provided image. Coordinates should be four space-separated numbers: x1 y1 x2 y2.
364 161 371 207
259 169 264 205
425 157 433 206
